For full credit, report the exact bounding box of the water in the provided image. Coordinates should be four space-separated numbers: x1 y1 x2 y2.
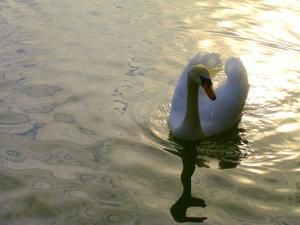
0 0 300 224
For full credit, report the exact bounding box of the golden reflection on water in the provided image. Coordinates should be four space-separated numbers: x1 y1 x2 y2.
276 123 300 133
276 188 293 193
233 175 256 185
256 204 281 212
293 208 300 213
197 39 213 49
242 50 300 101
193 0 300 116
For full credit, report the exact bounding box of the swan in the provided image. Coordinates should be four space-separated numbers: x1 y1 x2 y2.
169 53 249 141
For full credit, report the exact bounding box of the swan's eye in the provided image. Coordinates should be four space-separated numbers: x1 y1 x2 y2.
200 76 212 86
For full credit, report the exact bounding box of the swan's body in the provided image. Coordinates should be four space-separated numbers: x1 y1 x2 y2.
169 53 249 141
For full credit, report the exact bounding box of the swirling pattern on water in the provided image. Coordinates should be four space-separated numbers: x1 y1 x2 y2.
0 0 300 224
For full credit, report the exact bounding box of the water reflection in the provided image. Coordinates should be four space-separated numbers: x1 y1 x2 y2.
1 0 300 223
170 142 207 223
168 128 249 222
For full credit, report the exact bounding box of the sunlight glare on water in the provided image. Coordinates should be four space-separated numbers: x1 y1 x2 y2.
0 0 299 224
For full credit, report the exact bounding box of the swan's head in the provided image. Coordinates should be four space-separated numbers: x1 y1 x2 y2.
189 65 216 101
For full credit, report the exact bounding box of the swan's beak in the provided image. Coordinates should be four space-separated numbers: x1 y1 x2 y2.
203 83 216 101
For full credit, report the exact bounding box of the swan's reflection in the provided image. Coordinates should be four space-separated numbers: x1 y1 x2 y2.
170 142 207 222
168 128 248 222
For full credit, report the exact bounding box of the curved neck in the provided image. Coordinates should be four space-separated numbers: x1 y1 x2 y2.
174 73 203 140
184 74 200 125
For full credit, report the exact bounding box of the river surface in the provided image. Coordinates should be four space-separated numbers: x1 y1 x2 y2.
0 0 300 224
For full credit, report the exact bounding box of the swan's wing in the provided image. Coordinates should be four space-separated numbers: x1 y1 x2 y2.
199 85 246 136
224 57 249 84
200 57 249 136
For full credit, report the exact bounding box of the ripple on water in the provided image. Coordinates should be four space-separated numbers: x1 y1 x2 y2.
206 174 234 190
220 201 268 223
11 195 61 219
0 174 22 191
241 186 287 203
23 95 79 114
80 173 117 189
101 209 137 225
32 181 52 190
91 188 135 208
54 113 75 124
17 85 62 98
6 149 25 162
271 216 300 225
0 111 30 125
24 103 57 113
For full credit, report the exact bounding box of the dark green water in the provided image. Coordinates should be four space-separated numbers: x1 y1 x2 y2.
0 0 300 224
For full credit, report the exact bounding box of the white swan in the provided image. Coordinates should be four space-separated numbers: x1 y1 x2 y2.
169 53 249 141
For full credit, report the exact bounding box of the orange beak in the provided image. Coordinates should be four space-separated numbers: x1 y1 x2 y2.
203 83 216 101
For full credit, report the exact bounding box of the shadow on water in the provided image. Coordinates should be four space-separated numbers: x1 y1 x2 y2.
167 128 250 223
170 141 207 223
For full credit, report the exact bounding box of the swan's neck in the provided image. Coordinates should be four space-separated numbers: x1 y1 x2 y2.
184 75 201 125
174 73 203 140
